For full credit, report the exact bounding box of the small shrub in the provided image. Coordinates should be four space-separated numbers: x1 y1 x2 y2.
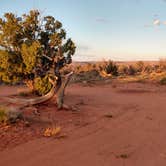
143 65 153 73
0 107 21 124
118 65 128 75
154 65 161 73
103 60 118 76
73 70 102 82
159 59 166 71
127 65 137 75
75 65 81 73
135 61 145 72
160 77 166 85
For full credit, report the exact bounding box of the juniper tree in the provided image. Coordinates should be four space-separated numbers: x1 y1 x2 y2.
0 10 76 96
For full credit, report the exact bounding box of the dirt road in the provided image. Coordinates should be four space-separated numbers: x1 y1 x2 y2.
1 82 166 166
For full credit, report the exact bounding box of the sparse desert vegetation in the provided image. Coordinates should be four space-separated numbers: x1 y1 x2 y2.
62 60 166 85
1 58 166 128
1 2 166 166
2 58 166 153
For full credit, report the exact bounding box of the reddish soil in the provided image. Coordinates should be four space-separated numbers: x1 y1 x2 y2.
1 81 166 166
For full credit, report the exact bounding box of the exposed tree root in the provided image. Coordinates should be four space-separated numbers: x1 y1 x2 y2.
4 72 73 106
0 72 74 123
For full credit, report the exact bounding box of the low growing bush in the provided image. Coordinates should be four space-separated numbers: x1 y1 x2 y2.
103 60 118 76
160 77 166 85
0 106 22 124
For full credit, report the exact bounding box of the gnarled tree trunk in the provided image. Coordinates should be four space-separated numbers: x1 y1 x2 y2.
56 72 73 109
4 72 73 109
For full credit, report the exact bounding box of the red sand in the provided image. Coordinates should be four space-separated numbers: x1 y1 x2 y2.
1 82 166 166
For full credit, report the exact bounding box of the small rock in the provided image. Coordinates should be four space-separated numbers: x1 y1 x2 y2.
82 81 88 84
104 113 113 118
24 121 30 127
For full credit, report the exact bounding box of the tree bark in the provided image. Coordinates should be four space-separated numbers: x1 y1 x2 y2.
3 72 73 109
56 72 73 109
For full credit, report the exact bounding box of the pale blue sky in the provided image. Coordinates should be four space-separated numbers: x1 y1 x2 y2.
1 0 166 61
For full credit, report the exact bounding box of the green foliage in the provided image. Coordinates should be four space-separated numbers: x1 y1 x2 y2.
21 41 40 74
0 50 9 69
34 75 52 95
0 50 22 83
103 60 118 76
0 10 76 93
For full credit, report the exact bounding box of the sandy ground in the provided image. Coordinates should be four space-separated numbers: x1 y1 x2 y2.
1 81 166 166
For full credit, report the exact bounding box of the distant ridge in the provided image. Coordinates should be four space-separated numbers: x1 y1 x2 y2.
72 60 160 65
